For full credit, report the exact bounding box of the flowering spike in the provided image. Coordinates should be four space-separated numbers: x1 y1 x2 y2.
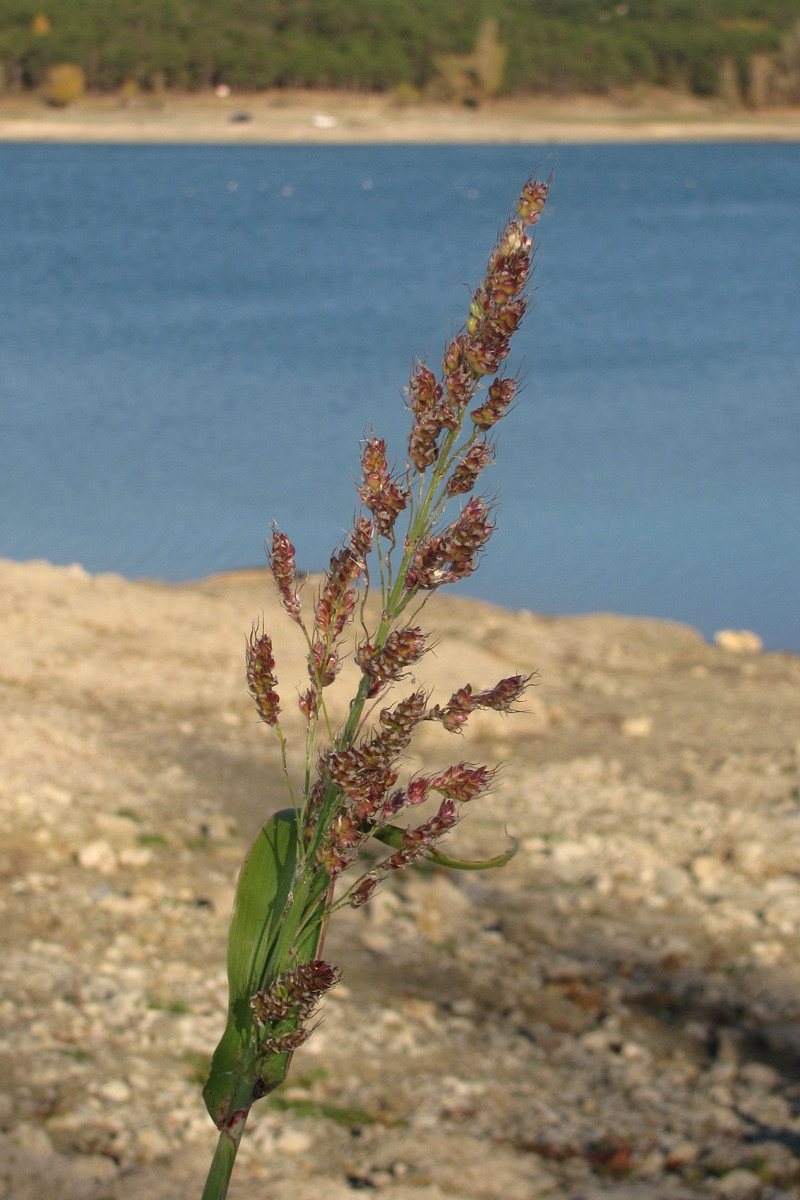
428 673 533 732
358 437 410 537
268 526 302 624
445 440 494 496
471 377 517 431
430 762 497 803
355 627 427 694
246 626 280 726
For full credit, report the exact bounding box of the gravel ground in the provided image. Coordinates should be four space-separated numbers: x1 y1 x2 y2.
2 558 800 1200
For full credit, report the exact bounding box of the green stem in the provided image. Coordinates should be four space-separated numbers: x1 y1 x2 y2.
201 1109 248 1200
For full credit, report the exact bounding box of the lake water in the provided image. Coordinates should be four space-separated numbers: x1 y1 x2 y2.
1 141 798 651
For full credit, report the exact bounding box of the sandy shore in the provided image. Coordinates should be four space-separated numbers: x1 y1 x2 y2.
3 87 800 143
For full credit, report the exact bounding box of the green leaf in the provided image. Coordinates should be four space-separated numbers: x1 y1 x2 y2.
203 809 328 1129
372 823 519 871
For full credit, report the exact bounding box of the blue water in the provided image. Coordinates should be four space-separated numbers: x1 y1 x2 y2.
1 142 798 651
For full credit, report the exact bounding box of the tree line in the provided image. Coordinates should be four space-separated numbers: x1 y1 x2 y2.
1 0 798 102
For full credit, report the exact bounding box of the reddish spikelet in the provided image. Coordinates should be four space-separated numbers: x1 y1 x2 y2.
261 1028 310 1055
402 798 459 849
429 673 532 731
406 497 494 591
314 519 372 644
408 414 441 472
269 526 302 624
316 841 350 877
251 960 341 1026
428 684 476 732
349 514 375 564
246 627 281 726
431 762 497 802
358 436 410 538
474 674 532 711
318 743 398 819
349 875 380 909
356 627 427 694
407 363 442 415
462 219 532 380
471 377 517 431
445 440 493 496
377 690 428 755
518 176 550 226
442 334 476 409
309 640 340 688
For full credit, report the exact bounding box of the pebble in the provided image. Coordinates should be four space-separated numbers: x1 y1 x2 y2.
77 838 118 873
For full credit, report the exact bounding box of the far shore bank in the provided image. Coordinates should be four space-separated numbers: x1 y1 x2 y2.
2 87 800 144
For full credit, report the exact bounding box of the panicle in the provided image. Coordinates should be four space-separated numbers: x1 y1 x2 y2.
246 626 281 726
358 436 410 538
268 526 302 624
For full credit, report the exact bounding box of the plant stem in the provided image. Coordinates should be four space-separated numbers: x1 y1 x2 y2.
201 1110 248 1200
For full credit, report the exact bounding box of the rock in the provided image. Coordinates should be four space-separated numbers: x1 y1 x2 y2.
714 629 763 653
713 1167 763 1197
622 715 653 737
9 1124 54 1157
77 838 118 873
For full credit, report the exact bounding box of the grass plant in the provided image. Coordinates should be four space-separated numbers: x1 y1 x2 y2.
201 174 550 1199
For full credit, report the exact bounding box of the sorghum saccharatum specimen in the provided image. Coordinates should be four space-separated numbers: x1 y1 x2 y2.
201 175 550 1200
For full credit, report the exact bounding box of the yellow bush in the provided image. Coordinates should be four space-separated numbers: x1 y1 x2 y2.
42 63 85 107
31 13 51 36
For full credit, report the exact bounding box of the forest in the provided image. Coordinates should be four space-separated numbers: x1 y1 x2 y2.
1 0 799 101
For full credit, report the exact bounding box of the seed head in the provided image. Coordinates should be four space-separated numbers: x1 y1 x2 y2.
471 377 516 431
268 526 302 624
445 440 493 496
356 626 428 695
309 640 340 688
246 627 280 726
377 689 429 755
358 437 410 538
251 960 341 1027
431 762 497 803
406 496 494 591
407 363 442 415
429 673 533 731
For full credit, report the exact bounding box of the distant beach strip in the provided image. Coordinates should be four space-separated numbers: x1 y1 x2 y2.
2 90 800 144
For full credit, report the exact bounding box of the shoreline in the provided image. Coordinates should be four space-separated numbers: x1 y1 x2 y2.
3 88 800 144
